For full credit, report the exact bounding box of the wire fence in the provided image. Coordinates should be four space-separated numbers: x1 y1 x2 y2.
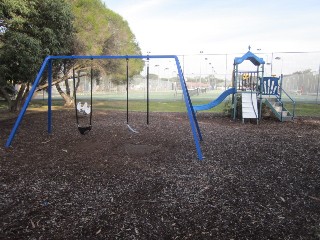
43 52 320 103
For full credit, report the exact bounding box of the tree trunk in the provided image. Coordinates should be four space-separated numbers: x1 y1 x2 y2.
1 83 32 112
9 84 27 112
55 83 74 107
65 79 71 96
19 84 30 110
0 86 13 110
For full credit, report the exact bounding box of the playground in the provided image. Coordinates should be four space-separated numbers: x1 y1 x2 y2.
1 52 320 239
1 109 320 239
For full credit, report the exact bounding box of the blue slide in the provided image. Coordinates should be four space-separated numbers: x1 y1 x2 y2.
193 88 236 112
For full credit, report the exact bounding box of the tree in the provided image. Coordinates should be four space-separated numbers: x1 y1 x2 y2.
0 0 144 110
101 8 143 84
0 0 75 111
70 0 144 83
46 0 144 106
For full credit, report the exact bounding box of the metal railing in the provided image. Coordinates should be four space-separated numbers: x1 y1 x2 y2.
279 87 296 120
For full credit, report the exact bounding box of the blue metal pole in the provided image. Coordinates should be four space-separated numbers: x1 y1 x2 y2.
5 57 50 147
279 74 283 100
48 59 52 133
233 64 238 120
174 56 203 160
180 70 203 141
49 55 178 61
259 64 264 120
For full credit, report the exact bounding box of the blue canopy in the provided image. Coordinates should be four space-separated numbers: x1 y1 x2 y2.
234 51 265 66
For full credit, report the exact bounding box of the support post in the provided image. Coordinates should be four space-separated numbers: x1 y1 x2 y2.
233 64 238 120
316 65 320 104
259 64 264 120
5 57 50 147
174 56 203 160
280 74 283 100
147 58 150 124
48 59 52 133
126 58 129 124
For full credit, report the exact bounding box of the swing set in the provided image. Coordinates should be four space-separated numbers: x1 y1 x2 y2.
5 55 205 160
72 58 146 135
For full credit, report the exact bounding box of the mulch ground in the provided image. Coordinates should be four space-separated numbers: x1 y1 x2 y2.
0 110 320 239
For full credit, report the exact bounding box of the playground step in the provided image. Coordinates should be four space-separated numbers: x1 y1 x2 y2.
265 98 294 122
273 106 282 112
281 115 294 121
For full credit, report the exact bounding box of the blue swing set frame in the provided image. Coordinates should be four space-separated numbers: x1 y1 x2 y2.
5 55 204 160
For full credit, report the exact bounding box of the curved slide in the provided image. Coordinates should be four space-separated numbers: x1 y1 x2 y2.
193 88 236 112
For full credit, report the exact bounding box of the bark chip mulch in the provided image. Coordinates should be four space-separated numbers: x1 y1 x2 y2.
1 110 320 239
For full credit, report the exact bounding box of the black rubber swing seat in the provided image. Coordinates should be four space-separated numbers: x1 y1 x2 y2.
78 126 92 135
73 64 93 135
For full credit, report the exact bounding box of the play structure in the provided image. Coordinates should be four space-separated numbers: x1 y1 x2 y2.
193 50 296 122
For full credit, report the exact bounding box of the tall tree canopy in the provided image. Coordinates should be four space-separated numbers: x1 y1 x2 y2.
0 0 75 110
70 0 143 83
0 0 144 110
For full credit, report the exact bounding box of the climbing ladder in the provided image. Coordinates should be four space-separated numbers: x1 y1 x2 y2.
262 76 295 122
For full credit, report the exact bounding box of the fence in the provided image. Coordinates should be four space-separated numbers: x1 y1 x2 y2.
46 51 320 103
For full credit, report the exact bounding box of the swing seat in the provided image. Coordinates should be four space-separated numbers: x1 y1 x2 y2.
78 126 92 135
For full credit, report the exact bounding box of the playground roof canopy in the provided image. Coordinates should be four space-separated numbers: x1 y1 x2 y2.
234 51 265 66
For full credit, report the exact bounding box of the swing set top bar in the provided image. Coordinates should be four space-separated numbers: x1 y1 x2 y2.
5 54 204 160
48 54 178 60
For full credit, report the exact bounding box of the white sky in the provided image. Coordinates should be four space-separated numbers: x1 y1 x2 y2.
103 0 320 54
102 0 320 76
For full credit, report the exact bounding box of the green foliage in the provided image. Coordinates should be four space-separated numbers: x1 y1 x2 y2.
223 95 242 118
71 0 111 54
0 0 144 111
69 0 144 84
223 98 233 116
0 0 75 85
1 31 43 83
0 0 75 110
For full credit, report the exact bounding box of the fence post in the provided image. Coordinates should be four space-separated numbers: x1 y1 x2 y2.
317 65 320 104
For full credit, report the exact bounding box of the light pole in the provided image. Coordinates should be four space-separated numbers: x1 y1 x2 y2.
316 65 320 104
212 67 215 89
199 51 203 86
274 56 283 75
225 54 228 90
209 62 214 89
204 57 208 84
270 52 274 76
155 64 160 91
164 67 169 89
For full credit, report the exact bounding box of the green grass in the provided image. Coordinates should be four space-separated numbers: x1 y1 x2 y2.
31 99 222 113
294 102 320 117
1 98 319 120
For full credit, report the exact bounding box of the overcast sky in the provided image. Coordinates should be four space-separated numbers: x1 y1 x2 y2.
102 0 320 76
103 0 320 55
